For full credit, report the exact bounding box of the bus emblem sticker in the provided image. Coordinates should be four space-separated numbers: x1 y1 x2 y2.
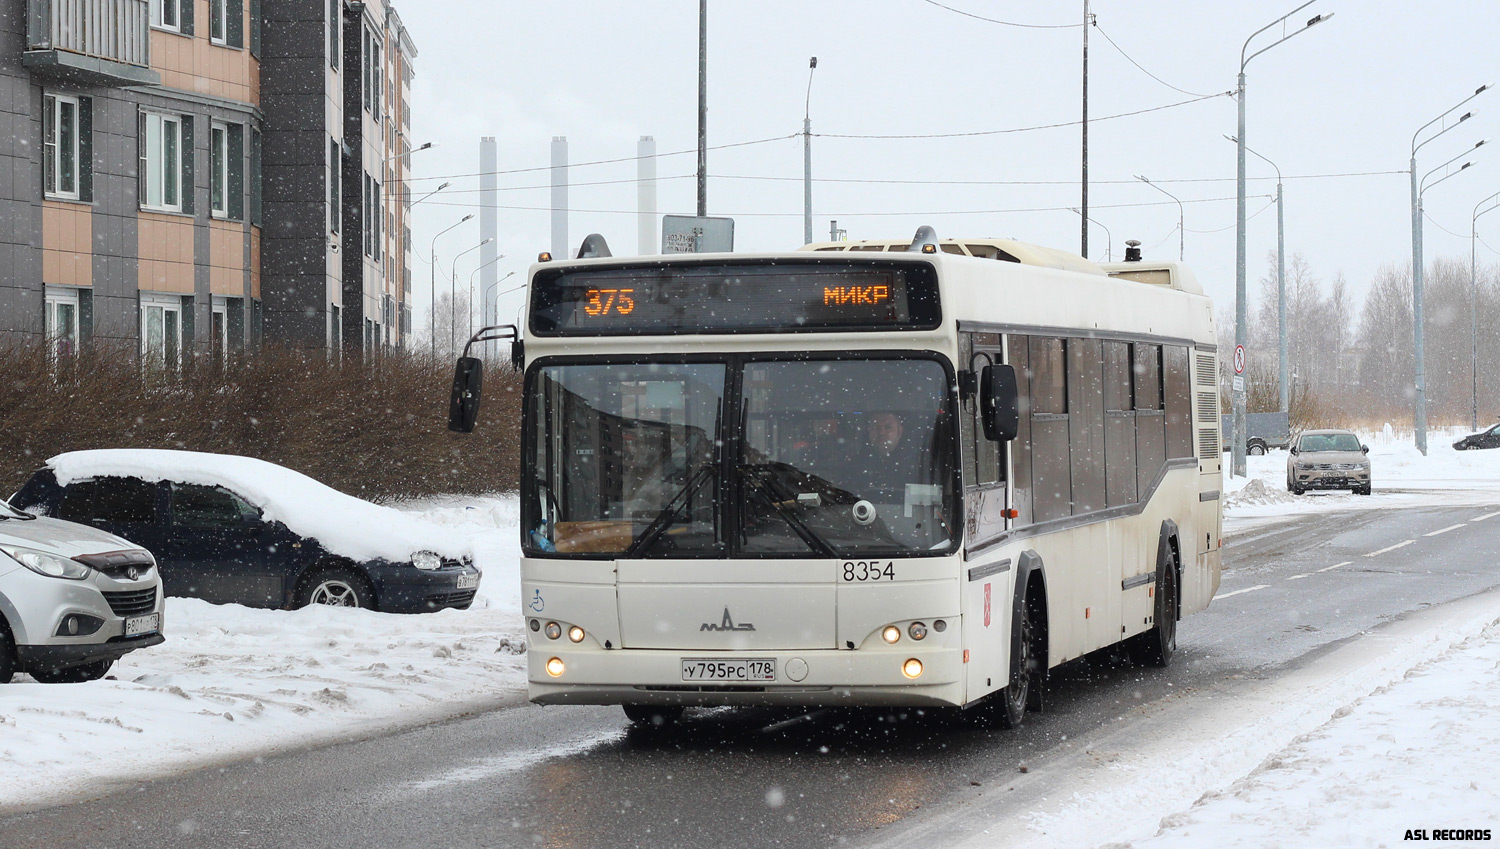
701 607 755 632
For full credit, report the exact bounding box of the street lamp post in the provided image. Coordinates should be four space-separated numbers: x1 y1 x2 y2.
412 181 451 207
468 255 506 341
1471 191 1500 432
449 238 492 355
1069 208 1110 262
803 56 818 246
1227 135 1287 413
1134 175 1183 261
1411 85 1491 454
428 214 472 353
1233 2 1332 478
482 271 518 341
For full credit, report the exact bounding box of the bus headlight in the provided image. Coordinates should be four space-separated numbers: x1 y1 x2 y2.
882 625 901 644
568 625 585 643
908 622 928 641
544 622 562 640
902 658 924 679
546 657 566 677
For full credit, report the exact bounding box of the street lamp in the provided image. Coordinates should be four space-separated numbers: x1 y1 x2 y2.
412 181 451 207
429 215 472 352
1069 208 1111 262
468 255 507 340
1226 134 1287 413
384 141 433 164
1411 85 1492 455
483 271 519 339
803 56 818 246
1134 175 1183 261
450 238 492 354
1471 191 1500 432
1232 1 1332 478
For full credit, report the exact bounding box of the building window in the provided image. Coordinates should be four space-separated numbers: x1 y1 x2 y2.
363 27 381 123
45 287 80 361
140 112 182 212
43 94 81 200
150 0 179 31
329 137 341 234
330 304 341 354
209 0 226 43
210 122 228 217
210 298 228 364
362 172 372 256
141 296 183 372
328 0 339 69
372 178 381 263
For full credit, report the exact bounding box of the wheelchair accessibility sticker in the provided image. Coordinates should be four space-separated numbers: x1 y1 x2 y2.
530 589 545 612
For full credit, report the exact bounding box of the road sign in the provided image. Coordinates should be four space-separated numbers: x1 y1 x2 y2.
1233 345 1246 375
1233 375 1245 393
662 215 734 253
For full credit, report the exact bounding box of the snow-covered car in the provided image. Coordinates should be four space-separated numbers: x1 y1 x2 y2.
1286 429 1372 495
1 497 164 683
11 450 480 614
1452 422 1500 451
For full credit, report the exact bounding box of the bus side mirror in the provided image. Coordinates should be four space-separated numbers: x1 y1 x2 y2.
510 339 525 372
448 356 483 433
980 364 1019 442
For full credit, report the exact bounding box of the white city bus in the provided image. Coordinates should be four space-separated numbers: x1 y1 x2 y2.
450 228 1222 728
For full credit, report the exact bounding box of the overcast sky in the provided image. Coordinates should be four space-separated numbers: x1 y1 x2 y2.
403 0 1499 335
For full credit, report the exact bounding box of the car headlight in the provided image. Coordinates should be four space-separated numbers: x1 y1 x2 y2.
0 545 92 580
411 550 442 571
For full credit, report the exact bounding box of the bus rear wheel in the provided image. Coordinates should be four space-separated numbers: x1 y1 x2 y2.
623 704 684 728
1129 548 1178 667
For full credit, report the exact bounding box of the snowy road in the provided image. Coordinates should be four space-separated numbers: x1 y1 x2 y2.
4 499 1497 849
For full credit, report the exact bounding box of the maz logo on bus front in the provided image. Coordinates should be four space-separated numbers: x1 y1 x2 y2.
822 285 890 306
582 288 635 316
701 607 755 632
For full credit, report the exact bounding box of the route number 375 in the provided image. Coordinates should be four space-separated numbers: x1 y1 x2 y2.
842 561 895 582
583 288 635 316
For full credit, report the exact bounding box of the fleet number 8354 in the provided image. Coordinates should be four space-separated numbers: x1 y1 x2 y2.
842 561 895 582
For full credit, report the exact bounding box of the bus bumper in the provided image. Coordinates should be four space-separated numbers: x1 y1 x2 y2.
527 646 965 708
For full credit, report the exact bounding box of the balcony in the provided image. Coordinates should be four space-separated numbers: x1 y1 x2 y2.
25 0 160 87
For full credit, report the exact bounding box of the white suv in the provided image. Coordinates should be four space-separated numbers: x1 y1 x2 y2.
0 498 164 683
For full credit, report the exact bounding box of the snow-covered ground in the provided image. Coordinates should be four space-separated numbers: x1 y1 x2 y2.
4 427 1499 840
0 495 530 813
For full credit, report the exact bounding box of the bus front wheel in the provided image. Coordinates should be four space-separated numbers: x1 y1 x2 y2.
995 591 1043 729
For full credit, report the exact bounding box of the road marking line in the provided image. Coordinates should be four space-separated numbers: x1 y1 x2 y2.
1424 524 1466 537
1316 561 1353 573
1364 540 1414 557
1471 511 1500 522
1287 575 1309 581
1217 584 1269 599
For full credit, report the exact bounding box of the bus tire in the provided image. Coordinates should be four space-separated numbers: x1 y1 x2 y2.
623 704 683 728
996 585 1044 729
1129 545 1178 667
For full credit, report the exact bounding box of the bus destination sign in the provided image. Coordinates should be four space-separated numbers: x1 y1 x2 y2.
529 260 940 335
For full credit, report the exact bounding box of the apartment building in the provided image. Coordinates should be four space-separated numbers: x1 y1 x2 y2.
0 0 414 362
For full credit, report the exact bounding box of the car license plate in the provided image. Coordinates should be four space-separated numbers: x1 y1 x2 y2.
125 613 160 636
456 572 479 590
681 658 775 682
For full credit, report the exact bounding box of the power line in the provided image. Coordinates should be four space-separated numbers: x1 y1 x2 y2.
416 194 1272 218
1183 197 1277 233
394 134 798 185
813 91 1231 140
918 0 1080 29
710 169 1406 187
1092 21 1216 98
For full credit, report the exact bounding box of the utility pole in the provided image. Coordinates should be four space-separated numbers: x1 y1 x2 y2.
803 57 817 246
696 0 707 217
1081 0 1090 258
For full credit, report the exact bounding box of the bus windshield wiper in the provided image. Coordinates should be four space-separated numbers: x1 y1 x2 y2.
624 463 717 558
740 464 839 558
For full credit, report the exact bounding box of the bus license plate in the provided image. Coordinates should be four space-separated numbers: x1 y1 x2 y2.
681 658 775 682
124 613 160 636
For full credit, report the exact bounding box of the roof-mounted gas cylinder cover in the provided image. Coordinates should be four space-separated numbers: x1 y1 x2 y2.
906 225 940 254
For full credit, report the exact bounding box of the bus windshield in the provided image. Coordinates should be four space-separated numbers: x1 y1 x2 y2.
524 357 957 558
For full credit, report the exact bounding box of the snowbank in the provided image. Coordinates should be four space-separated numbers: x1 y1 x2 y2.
0 494 527 814
47 449 473 563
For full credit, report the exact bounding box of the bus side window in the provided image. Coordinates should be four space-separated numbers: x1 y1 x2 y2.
1103 341 1138 507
